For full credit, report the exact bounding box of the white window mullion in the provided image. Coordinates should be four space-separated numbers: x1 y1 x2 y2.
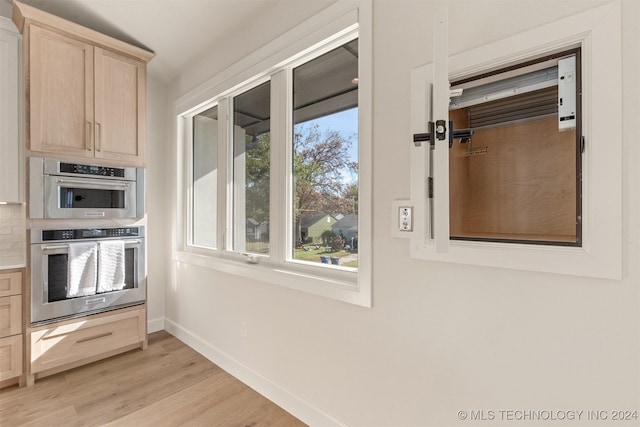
232 122 247 253
409 8 450 256
218 98 230 253
269 69 288 265
432 7 450 253
180 116 192 251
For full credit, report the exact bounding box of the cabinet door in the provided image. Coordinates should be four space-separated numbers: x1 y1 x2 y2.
29 25 94 157
0 21 23 203
0 270 22 298
94 47 146 166
0 335 22 381
0 295 21 337
30 306 145 374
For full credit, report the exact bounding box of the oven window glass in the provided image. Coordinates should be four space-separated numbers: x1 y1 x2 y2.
46 248 136 302
59 187 126 209
123 249 135 291
47 254 68 302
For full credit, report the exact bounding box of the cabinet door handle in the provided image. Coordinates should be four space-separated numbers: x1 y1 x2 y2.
96 122 102 152
86 122 92 151
77 332 113 344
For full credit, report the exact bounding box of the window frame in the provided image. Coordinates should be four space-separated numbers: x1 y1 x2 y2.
404 2 622 279
228 77 273 257
175 0 372 307
188 102 221 251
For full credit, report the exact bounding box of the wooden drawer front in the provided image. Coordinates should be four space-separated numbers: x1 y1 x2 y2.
0 334 23 381
0 295 22 337
0 271 22 297
31 307 145 374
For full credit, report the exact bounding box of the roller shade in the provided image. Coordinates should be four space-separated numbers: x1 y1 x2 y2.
450 65 560 129
467 86 558 129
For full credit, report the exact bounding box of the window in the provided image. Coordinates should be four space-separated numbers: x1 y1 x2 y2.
406 3 621 279
292 39 359 268
192 105 218 249
177 1 372 307
232 81 271 255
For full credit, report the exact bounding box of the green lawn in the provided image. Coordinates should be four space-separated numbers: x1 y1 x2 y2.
245 242 358 267
293 246 358 268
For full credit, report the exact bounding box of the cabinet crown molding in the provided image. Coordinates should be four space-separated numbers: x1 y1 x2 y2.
12 0 154 63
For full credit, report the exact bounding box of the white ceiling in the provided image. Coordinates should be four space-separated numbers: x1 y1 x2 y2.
5 0 334 82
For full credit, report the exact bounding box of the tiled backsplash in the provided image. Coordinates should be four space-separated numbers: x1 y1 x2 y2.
0 204 26 267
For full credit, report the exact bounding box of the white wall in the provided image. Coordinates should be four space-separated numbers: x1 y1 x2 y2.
158 1 640 425
146 73 168 331
0 0 11 19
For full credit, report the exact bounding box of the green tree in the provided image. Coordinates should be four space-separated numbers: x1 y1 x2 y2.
293 123 357 242
245 132 270 224
243 123 357 245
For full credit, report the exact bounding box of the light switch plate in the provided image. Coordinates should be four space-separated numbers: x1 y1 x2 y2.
399 206 413 231
392 200 414 238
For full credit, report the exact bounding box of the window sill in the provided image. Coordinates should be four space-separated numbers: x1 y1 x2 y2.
174 250 371 307
407 238 620 280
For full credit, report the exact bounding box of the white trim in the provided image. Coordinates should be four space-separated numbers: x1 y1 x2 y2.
164 319 349 427
271 69 288 265
175 251 366 306
355 0 373 306
147 316 165 333
408 1 622 279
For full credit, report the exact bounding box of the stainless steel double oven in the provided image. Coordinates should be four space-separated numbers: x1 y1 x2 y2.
30 226 146 325
29 158 147 325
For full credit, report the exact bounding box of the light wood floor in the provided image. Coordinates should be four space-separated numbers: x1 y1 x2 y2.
0 331 306 427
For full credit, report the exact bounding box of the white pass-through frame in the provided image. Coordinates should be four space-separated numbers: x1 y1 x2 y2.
408 2 622 280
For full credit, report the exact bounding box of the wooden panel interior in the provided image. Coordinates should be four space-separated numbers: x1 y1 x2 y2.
450 108 577 242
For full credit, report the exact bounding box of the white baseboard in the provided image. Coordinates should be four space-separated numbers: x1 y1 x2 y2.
164 318 347 427
147 317 165 333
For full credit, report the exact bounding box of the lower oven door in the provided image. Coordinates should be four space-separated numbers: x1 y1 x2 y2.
31 239 146 324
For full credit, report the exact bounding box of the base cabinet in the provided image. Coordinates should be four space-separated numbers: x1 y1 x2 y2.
0 269 23 387
0 335 22 382
30 305 146 378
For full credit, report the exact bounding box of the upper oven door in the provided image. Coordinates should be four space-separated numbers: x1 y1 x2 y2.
43 175 137 219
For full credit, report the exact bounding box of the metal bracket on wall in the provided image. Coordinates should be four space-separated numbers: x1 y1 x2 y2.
413 121 474 148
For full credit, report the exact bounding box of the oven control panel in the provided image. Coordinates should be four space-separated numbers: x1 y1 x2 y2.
59 162 125 178
41 227 140 241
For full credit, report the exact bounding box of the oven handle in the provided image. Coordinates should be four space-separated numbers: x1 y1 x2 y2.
55 177 132 189
40 244 70 251
41 240 142 251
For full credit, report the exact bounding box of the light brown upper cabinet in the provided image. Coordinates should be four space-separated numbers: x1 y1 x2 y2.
12 1 154 167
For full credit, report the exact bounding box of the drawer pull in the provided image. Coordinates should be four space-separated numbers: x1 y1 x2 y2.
77 332 113 344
